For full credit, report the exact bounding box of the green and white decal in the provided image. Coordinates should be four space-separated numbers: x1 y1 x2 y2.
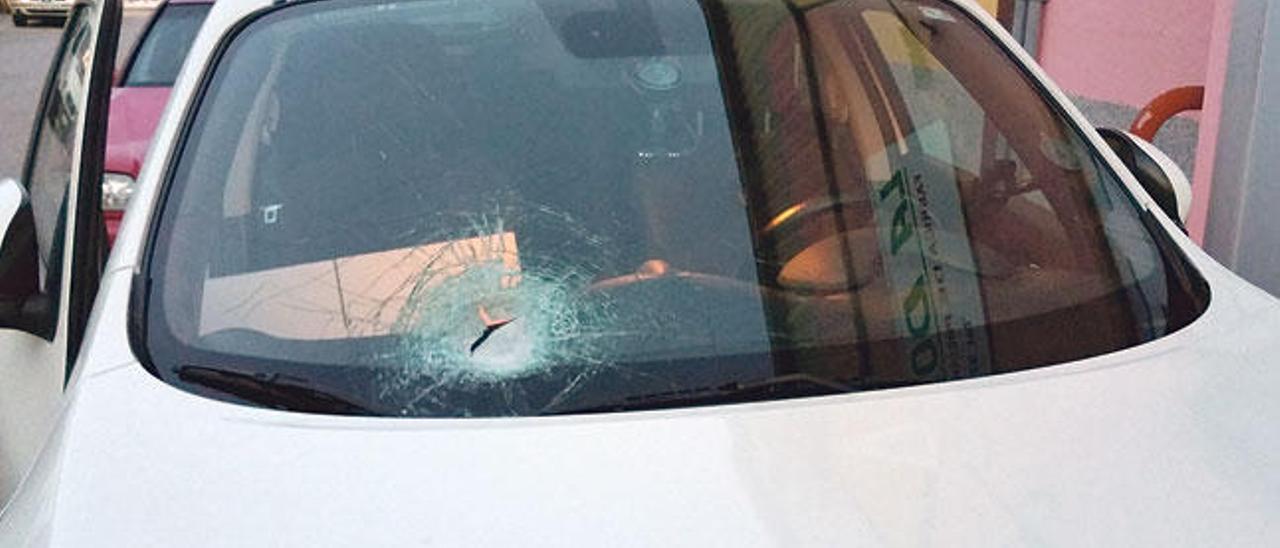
872 149 991 381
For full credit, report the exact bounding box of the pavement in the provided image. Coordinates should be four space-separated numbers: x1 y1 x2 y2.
0 10 150 179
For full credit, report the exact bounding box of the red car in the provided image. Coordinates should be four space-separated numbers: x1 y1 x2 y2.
104 0 212 243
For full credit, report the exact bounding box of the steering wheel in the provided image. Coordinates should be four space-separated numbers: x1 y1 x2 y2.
752 194 882 294
754 177 1020 292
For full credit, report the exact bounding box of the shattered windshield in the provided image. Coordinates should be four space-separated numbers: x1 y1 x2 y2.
141 0 1207 416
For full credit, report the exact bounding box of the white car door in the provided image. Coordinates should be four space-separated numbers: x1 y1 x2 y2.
0 0 119 508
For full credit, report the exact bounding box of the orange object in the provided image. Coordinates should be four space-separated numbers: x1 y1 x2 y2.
1130 86 1205 142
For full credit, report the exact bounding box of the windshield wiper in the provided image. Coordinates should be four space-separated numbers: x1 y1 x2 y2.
546 374 853 415
176 366 375 415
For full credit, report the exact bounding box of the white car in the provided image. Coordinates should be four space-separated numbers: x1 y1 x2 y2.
9 0 73 25
2 0 1278 545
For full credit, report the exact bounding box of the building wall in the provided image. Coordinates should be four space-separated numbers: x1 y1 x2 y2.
1034 0 1219 194
1200 0 1280 295
1037 0 1216 109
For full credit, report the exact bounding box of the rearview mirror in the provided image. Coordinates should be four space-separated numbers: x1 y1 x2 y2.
1097 128 1192 228
0 177 49 336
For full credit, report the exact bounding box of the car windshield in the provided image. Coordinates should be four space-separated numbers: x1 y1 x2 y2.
123 2 212 87
142 0 1207 417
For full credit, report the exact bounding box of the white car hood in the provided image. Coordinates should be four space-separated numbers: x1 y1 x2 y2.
16 261 1280 547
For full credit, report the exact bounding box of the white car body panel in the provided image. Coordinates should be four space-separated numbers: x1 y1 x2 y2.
0 0 99 513
20 258 1280 547
4 0 1280 546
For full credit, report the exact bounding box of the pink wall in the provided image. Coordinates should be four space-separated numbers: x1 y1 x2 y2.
1186 0 1237 241
1037 0 1217 108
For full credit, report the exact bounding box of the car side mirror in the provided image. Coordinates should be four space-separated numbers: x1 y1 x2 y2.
1097 128 1192 228
0 177 50 337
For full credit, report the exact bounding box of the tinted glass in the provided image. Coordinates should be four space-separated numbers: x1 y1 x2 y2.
124 3 211 87
24 5 95 306
143 0 1207 417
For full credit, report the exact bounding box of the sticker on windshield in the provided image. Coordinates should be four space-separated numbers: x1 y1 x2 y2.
870 145 992 382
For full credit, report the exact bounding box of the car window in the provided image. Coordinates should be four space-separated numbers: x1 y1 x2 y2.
123 3 211 87
141 0 1208 417
22 5 95 328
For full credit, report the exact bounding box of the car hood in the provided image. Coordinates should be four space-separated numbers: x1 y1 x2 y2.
14 264 1280 546
104 86 171 178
